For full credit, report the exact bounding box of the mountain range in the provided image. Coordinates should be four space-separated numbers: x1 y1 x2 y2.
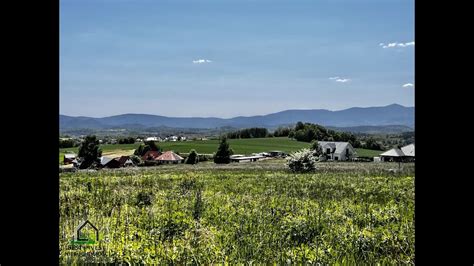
60 104 414 131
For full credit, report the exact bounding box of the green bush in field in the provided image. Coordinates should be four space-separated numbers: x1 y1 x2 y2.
214 136 233 164
186 149 199 164
286 148 317 173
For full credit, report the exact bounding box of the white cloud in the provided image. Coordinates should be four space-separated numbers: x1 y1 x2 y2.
335 78 350 83
329 76 339 80
381 41 415 49
193 59 212 64
403 83 414 87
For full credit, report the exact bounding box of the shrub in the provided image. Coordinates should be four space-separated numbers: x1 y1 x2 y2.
135 191 153 207
286 148 317 173
130 155 142 165
214 136 234 164
185 149 199 164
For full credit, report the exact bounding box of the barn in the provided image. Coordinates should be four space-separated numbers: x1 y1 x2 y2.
63 153 76 164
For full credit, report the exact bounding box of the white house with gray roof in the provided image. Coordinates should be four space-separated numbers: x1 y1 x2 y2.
318 141 356 161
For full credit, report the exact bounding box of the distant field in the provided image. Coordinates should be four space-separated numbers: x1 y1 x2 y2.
355 148 383 158
60 137 310 156
59 137 382 163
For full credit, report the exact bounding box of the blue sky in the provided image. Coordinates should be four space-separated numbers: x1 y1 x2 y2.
60 0 414 118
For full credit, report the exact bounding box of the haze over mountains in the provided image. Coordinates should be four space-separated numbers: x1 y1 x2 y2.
60 104 414 132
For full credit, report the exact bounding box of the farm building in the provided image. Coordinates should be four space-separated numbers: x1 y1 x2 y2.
117 156 135 167
401 144 415 157
318 141 356 161
100 156 121 168
380 148 404 162
268 151 288 157
231 155 265 162
142 150 162 161
155 151 184 164
380 144 415 162
63 153 76 164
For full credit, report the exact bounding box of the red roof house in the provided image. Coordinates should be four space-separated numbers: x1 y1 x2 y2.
155 151 184 164
142 150 162 161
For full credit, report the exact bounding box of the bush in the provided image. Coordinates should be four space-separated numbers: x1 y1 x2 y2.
286 149 317 173
130 155 142 165
198 154 212 162
214 136 233 164
135 191 153 207
185 149 199 164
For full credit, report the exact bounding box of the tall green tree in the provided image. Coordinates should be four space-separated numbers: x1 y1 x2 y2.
134 141 161 156
310 140 323 157
77 135 102 169
186 149 199 164
214 136 233 164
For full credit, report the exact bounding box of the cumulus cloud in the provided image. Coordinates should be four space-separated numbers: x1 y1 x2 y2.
380 41 415 49
403 83 414 87
329 76 339 80
193 59 212 64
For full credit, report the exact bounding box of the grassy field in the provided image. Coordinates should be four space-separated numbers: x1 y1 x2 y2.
59 161 414 264
59 137 380 164
354 148 383 158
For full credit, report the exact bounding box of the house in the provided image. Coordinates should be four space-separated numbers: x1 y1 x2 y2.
117 156 135 167
380 144 415 162
63 153 76 164
100 156 121 168
146 137 159 142
318 141 356 161
401 144 415 157
168 136 178 142
155 151 184 164
142 150 162 161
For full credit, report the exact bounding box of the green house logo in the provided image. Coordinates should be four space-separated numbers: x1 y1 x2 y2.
71 220 99 245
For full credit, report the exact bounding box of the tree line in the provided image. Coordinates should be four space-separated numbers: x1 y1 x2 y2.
227 127 269 139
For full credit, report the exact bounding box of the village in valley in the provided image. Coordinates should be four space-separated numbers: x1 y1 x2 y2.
60 127 415 171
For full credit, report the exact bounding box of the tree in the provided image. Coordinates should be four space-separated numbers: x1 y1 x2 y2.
186 149 199 164
295 121 305 131
214 136 234 164
134 141 161 156
286 149 317 173
59 139 75 148
310 140 323 157
77 135 102 169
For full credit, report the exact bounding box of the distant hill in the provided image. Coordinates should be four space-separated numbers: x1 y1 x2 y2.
327 125 414 134
60 104 414 131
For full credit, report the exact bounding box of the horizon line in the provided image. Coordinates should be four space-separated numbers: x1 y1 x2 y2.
60 103 414 119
